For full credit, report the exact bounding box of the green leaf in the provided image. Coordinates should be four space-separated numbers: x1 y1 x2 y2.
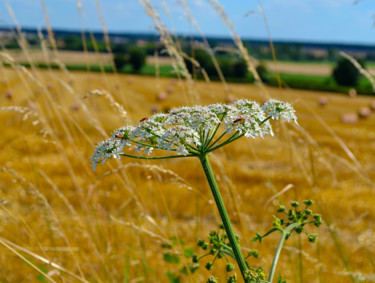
251 232 263 243
36 265 48 282
181 263 200 275
170 236 185 246
164 252 180 264
166 271 180 283
183 248 195 258
277 274 287 283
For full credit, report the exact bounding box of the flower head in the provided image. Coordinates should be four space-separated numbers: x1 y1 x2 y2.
261 99 298 123
91 99 298 170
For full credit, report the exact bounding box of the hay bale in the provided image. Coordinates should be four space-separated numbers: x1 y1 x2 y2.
358 107 371 119
166 86 174 94
5 89 13 100
157 92 167 101
126 77 134 84
225 95 235 103
348 88 357 98
318 97 328 107
340 113 358 124
70 102 80 111
150 104 160 114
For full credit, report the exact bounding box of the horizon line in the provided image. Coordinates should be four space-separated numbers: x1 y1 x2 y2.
1 25 375 47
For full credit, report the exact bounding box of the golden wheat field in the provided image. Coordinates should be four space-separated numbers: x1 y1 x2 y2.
0 58 375 283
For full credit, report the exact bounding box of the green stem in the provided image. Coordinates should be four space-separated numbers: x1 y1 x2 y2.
199 154 249 282
207 131 228 150
207 132 243 153
204 115 226 149
268 222 301 283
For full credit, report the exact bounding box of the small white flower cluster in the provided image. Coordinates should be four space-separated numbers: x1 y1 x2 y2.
223 100 271 137
261 99 298 123
91 99 297 170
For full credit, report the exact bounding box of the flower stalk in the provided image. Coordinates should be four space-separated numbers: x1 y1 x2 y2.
267 222 300 283
199 154 249 281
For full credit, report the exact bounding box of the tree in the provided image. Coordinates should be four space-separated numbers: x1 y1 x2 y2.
332 58 364 86
216 57 232 78
129 47 146 72
184 49 211 75
63 34 82 50
112 43 129 54
113 54 127 72
256 63 269 83
232 59 248 78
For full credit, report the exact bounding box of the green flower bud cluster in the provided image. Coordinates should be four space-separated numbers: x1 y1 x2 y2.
254 200 322 244
194 224 248 282
244 267 266 283
245 250 259 259
207 276 219 283
227 274 237 283
278 200 321 242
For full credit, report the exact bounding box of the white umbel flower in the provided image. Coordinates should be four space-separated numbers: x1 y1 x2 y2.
91 99 298 170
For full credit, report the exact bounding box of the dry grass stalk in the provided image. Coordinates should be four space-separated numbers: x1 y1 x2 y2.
0 236 89 283
110 216 169 244
180 52 210 82
207 0 266 92
0 106 50 137
177 0 231 96
0 237 58 283
340 51 375 92
95 163 193 192
84 89 128 121
5 3 36 72
138 0 198 103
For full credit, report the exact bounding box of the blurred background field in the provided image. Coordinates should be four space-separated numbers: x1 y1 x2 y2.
1 1 375 282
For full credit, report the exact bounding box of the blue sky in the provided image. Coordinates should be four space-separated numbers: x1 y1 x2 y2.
0 0 374 44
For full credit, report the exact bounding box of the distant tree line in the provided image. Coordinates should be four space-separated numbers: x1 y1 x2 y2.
114 47 146 73
183 49 249 79
3 31 375 64
1 32 371 89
